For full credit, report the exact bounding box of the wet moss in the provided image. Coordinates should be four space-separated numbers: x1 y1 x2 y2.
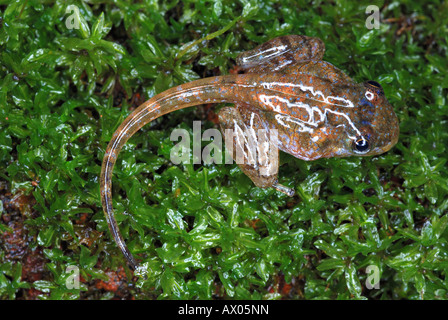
0 0 447 300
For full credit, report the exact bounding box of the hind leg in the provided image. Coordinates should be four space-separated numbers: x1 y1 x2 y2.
217 106 294 196
237 35 352 82
236 35 325 73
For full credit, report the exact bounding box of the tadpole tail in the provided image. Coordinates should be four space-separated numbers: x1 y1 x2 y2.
100 75 252 270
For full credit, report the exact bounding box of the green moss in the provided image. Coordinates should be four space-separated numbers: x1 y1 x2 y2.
0 0 447 300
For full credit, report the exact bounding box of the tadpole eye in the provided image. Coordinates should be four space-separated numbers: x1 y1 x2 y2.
365 80 384 96
366 80 382 88
353 136 370 154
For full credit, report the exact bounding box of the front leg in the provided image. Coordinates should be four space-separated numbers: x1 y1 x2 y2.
218 106 294 197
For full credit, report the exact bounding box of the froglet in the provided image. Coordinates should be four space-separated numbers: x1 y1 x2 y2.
100 35 399 271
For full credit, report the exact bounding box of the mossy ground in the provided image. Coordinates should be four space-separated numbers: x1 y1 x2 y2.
0 0 447 300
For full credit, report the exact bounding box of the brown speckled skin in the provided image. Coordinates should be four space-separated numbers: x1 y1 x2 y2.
100 35 399 270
